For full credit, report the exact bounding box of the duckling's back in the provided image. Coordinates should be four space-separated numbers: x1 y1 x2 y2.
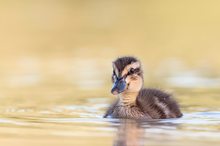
136 88 183 119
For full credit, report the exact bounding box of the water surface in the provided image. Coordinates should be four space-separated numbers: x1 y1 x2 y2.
0 87 220 146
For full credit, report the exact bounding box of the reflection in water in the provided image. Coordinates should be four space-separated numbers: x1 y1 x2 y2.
113 120 145 146
113 119 179 146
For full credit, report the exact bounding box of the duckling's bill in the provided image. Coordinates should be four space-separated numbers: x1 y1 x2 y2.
111 78 126 95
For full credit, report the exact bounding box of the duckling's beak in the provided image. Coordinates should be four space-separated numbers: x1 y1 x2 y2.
111 78 126 95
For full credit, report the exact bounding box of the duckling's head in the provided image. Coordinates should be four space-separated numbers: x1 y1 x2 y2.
111 56 144 95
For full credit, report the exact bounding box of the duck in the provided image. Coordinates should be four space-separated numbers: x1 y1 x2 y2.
104 56 182 120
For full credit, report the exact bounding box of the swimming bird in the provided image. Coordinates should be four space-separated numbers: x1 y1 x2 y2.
104 56 182 120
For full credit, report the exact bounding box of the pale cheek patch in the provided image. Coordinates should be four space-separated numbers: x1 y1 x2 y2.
121 61 140 77
125 76 143 92
125 76 132 83
130 74 139 80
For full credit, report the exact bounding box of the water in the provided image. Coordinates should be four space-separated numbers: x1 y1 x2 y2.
0 88 220 146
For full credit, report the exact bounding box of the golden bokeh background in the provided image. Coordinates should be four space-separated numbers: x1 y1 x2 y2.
1 0 220 98
0 0 220 98
1 0 220 59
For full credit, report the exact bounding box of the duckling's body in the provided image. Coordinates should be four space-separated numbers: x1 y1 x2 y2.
104 88 182 119
104 56 182 120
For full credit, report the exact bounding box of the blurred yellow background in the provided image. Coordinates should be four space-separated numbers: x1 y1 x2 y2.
0 0 220 98
1 0 220 58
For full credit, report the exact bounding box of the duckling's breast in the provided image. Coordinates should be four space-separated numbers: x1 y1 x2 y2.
111 105 152 120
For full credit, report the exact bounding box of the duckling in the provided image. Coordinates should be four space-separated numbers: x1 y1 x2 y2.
104 56 182 120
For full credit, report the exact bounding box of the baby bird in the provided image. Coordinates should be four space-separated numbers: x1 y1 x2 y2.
104 56 182 120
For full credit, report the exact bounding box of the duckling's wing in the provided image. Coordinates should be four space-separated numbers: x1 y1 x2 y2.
103 99 119 118
136 88 182 119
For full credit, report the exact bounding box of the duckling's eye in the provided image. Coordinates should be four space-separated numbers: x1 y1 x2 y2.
128 68 135 75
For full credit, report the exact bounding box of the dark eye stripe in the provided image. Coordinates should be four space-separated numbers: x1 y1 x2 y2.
128 68 140 75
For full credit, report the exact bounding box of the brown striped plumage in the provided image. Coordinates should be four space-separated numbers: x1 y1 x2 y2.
104 56 182 120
